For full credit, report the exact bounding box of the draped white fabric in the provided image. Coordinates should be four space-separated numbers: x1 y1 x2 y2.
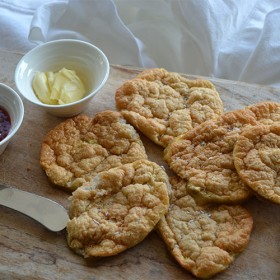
1 0 280 88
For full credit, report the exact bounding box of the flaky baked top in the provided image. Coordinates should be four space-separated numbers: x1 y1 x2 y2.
157 176 253 279
164 108 255 204
115 68 223 147
40 111 147 191
233 123 280 205
67 160 169 257
164 102 280 204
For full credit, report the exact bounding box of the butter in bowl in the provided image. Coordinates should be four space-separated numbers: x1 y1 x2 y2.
14 39 110 118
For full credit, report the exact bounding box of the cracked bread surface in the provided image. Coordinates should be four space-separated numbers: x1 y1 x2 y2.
164 102 280 204
233 123 280 205
157 176 253 279
115 68 223 148
67 159 170 257
40 110 147 191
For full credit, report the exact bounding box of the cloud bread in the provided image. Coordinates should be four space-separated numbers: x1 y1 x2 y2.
115 68 223 148
246 101 280 124
164 102 280 204
67 159 170 258
164 108 255 204
40 110 147 191
233 123 280 205
157 176 253 279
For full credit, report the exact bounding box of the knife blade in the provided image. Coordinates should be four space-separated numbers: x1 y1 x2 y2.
0 184 69 232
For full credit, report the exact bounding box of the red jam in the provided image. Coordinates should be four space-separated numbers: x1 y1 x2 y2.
0 106 11 142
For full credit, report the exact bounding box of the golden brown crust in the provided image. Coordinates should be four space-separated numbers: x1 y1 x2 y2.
40 111 147 191
136 68 216 90
67 159 170 258
157 176 253 279
115 68 223 147
164 102 280 204
233 123 280 205
246 101 280 124
164 109 256 204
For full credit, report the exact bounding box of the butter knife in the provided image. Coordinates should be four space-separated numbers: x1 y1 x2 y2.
0 184 69 232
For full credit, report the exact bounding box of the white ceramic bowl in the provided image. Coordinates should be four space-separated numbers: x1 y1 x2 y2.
0 83 24 155
14 39 110 117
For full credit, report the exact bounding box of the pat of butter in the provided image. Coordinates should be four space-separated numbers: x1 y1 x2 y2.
32 68 86 105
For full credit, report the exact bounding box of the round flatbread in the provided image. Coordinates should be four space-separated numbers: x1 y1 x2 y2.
157 176 253 279
233 123 280 205
67 159 170 258
164 108 255 204
115 68 223 147
164 102 280 204
40 110 147 191
246 101 280 124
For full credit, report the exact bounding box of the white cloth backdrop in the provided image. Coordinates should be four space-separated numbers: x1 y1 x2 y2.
1 0 280 88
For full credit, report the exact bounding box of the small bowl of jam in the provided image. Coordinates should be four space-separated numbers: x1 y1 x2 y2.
0 106 11 141
0 83 24 155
